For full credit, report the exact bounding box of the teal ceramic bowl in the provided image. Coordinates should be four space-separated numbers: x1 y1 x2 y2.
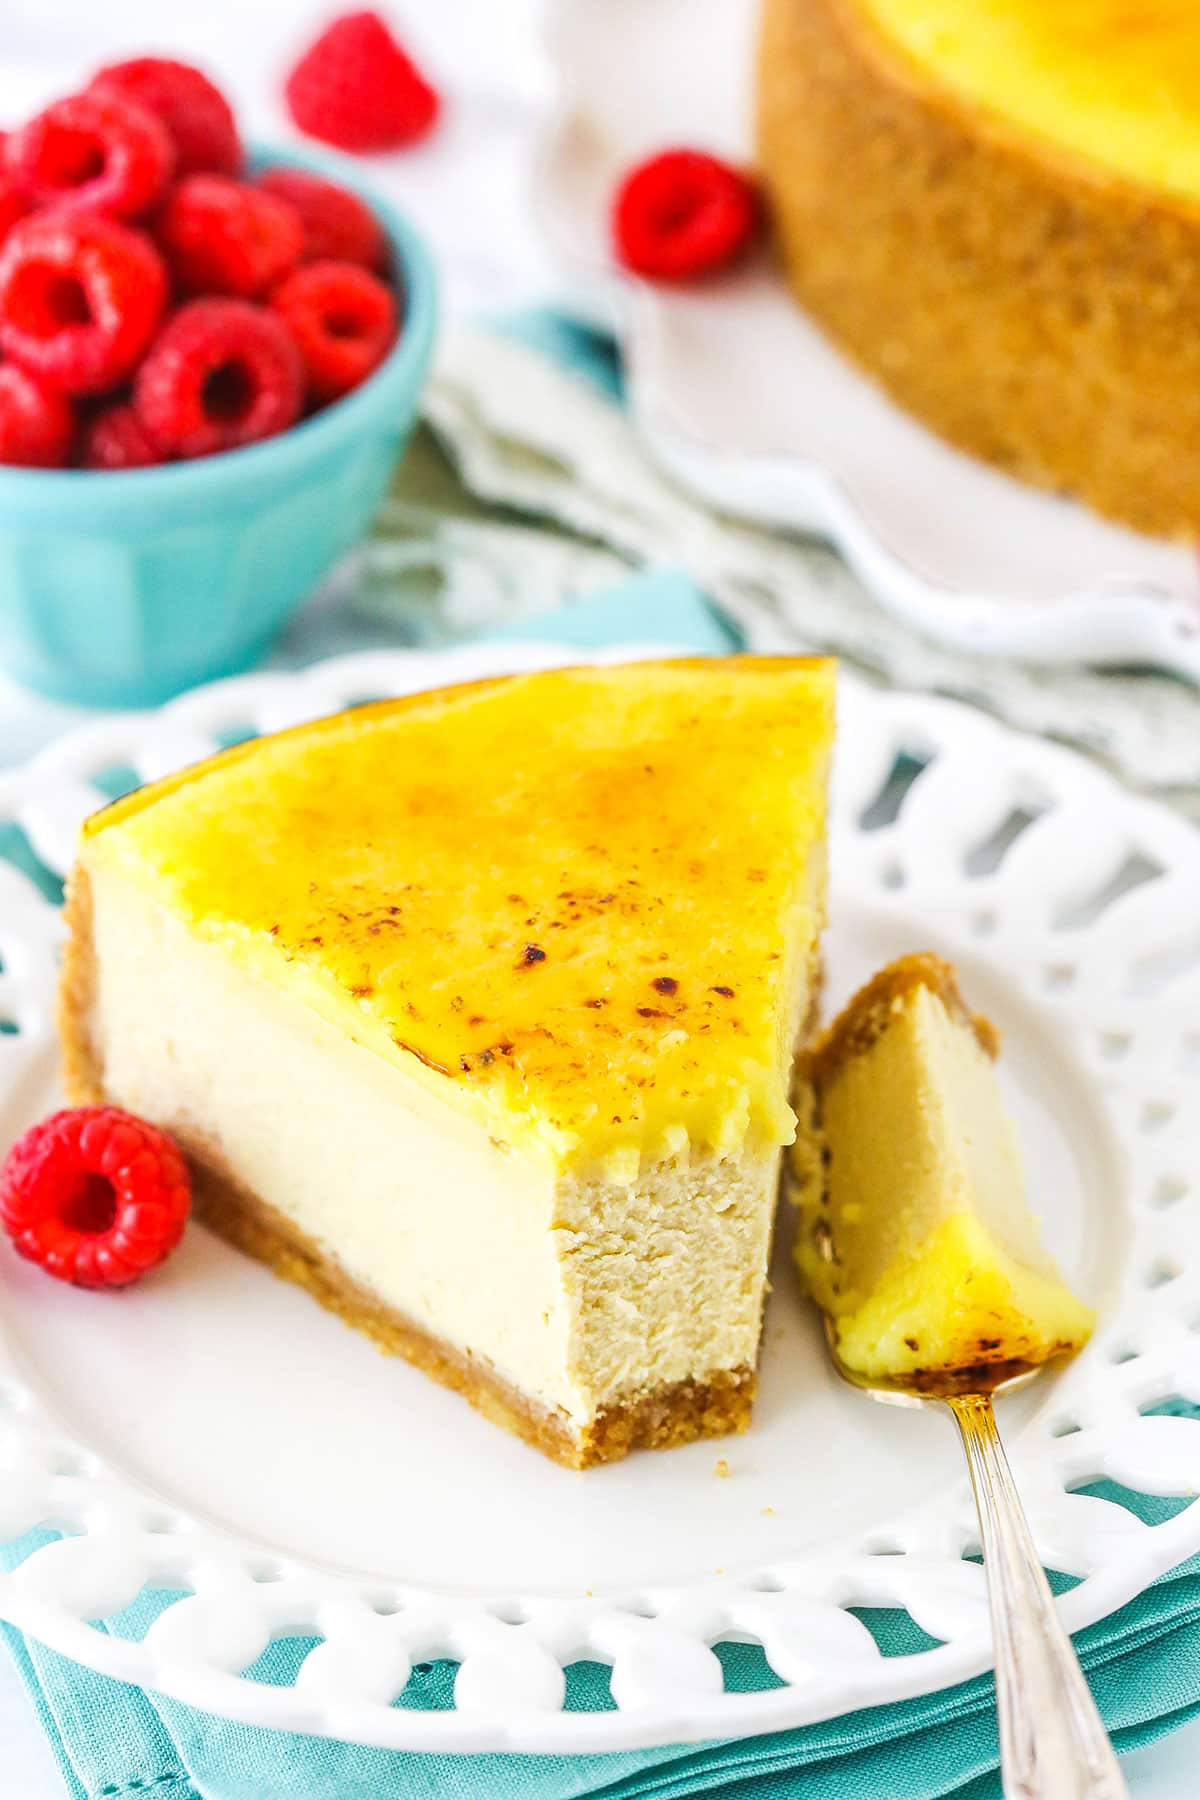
0 145 436 708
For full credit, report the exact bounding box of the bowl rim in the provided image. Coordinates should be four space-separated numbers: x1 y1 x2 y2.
0 141 437 507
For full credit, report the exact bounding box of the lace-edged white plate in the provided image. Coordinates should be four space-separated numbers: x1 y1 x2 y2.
534 0 1200 682
0 641 1197 1752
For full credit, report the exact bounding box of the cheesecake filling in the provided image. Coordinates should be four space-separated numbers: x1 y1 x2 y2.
79 865 791 1435
791 967 1094 1382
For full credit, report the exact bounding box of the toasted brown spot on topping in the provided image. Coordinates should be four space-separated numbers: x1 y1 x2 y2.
267 923 280 936
747 869 767 882
711 985 735 998
520 943 547 966
350 984 374 1000
904 1336 919 1352
585 998 607 1009
459 1054 473 1072
653 975 679 995
637 1006 667 1019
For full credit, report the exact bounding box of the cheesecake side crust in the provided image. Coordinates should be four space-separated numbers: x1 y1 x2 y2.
758 0 1200 539
59 864 100 1105
58 864 755 1470
799 950 998 1086
188 1159 756 1471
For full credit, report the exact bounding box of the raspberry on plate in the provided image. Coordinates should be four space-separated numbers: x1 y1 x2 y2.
256 167 387 272
90 56 241 178
0 363 75 466
158 174 304 299
271 258 397 401
0 1106 190 1289
135 297 304 458
81 400 163 470
284 10 440 153
0 212 168 395
612 149 760 282
5 88 174 222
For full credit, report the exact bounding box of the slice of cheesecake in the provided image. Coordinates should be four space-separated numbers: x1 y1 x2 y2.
60 657 835 1467
789 954 1093 1387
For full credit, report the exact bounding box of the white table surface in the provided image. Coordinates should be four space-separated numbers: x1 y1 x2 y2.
3 3 1200 1792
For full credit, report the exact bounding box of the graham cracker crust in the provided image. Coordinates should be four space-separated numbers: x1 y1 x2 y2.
800 951 999 1086
57 865 755 1470
187 1159 756 1470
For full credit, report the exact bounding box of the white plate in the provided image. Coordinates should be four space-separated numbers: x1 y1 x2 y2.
0 641 1197 1752
534 0 1200 681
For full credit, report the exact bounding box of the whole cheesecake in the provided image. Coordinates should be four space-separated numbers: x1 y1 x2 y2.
758 0 1200 539
60 657 835 1468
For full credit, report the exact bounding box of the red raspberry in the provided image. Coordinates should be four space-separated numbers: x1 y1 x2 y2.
158 175 304 300
0 212 168 395
80 400 163 470
256 167 386 272
5 89 173 222
0 1106 190 1289
0 364 75 467
270 259 396 402
612 150 759 282
284 11 440 153
135 298 304 459
90 56 241 178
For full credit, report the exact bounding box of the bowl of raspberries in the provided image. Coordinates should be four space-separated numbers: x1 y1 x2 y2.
0 55 436 707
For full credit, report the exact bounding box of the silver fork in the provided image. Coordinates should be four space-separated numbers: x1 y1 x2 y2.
827 1337 1128 1799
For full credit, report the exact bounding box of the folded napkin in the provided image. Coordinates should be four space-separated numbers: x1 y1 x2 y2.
4 577 1200 1800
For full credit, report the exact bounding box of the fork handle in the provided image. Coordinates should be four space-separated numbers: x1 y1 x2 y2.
948 1392 1128 1800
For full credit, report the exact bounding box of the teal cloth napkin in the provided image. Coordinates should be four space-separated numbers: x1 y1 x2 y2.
5 575 1200 1799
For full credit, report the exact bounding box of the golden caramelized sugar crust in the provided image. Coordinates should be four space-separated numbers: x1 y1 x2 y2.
854 0 1200 201
758 0 1200 537
800 951 999 1086
80 658 835 1174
